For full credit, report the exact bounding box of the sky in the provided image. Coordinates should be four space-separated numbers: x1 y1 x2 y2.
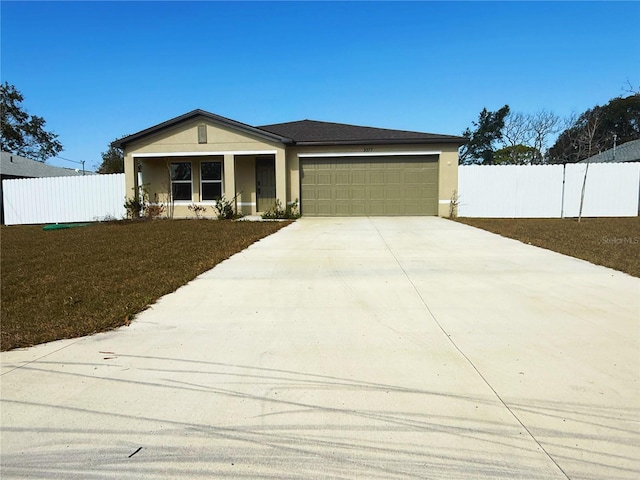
1 1 639 170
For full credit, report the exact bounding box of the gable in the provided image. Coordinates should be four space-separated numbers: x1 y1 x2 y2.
122 116 286 155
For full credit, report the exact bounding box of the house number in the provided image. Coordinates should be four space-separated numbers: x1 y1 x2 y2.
363 147 373 152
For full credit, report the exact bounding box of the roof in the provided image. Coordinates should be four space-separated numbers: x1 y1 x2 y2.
1 151 86 178
112 109 466 149
579 139 640 163
258 119 467 145
112 109 293 148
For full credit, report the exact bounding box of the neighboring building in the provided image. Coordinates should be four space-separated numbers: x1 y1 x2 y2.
579 139 640 164
113 110 466 217
1 151 87 179
1 151 87 224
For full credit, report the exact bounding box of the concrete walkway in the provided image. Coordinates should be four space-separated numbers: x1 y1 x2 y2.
1 217 638 479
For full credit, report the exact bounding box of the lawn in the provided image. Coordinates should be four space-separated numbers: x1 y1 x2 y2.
1 219 291 351
454 217 640 278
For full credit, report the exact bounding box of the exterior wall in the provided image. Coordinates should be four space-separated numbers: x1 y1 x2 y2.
235 155 257 216
123 117 287 217
437 146 460 216
286 143 460 216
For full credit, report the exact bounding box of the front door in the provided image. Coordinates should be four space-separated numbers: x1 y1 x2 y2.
256 157 276 212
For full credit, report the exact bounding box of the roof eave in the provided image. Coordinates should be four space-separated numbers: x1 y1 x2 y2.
293 138 467 147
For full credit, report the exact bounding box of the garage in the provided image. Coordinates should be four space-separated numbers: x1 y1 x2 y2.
300 155 439 216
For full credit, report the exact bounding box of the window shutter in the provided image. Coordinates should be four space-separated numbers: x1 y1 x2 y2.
197 124 207 144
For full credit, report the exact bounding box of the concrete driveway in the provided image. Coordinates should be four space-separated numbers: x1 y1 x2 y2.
1 217 638 479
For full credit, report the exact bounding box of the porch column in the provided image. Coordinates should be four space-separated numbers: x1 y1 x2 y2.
275 149 287 206
124 153 138 201
223 153 236 205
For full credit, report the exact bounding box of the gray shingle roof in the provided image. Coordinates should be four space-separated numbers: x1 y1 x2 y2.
1 151 86 178
112 110 466 148
579 139 640 163
258 119 466 145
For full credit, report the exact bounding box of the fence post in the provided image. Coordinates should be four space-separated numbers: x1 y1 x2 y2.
560 163 566 219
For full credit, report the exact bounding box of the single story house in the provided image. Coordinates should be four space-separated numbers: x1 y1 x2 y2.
578 139 640 164
1 151 86 224
113 110 466 217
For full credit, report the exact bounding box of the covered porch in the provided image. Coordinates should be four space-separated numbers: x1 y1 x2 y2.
128 150 287 218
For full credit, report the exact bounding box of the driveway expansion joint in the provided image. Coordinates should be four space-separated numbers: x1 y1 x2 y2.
367 217 573 480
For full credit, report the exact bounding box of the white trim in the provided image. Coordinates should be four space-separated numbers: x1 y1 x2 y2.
297 151 441 158
238 202 256 207
133 150 277 158
439 199 451 204
170 160 193 202
200 160 224 202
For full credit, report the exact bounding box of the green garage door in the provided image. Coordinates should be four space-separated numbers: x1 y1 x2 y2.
300 155 439 216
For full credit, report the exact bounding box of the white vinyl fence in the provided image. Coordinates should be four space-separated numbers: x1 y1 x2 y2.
458 163 640 218
2 174 126 225
3 164 638 224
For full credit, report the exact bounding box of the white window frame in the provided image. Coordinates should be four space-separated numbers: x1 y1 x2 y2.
170 161 192 203
200 160 224 203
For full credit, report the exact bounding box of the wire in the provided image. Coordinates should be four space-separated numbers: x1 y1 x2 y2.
54 155 83 165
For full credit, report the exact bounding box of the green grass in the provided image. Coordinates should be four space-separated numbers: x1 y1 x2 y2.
1 219 291 351
454 217 640 278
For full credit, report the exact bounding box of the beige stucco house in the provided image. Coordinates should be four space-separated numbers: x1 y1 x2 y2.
113 110 465 218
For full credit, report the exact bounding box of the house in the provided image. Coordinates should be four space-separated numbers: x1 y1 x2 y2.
578 139 640 164
113 110 466 217
1 151 86 224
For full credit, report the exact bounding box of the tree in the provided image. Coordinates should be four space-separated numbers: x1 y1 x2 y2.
459 105 510 165
0 82 63 162
96 142 124 174
528 110 561 164
493 145 539 165
499 110 560 164
547 94 640 163
577 110 602 222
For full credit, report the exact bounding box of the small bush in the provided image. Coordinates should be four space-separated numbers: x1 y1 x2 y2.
145 204 165 219
124 195 145 219
213 196 235 220
262 199 300 219
188 203 207 219
449 190 459 218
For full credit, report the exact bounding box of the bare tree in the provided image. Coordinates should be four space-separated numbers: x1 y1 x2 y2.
578 110 602 222
501 112 533 163
500 110 560 164
529 110 561 164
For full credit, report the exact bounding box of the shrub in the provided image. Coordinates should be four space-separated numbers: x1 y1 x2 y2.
213 196 235 220
145 203 166 219
261 199 300 219
187 203 207 219
124 192 145 219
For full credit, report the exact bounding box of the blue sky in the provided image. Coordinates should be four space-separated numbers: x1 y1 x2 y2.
2 1 639 170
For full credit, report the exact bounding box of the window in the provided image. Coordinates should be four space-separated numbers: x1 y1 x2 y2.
171 162 192 201
201 161 223 200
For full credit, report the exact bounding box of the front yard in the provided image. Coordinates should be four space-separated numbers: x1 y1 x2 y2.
455 217 640 278
1 219 291 351
3 216 638 352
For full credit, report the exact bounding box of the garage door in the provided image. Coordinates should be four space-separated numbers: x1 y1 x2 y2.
300 155 439 216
